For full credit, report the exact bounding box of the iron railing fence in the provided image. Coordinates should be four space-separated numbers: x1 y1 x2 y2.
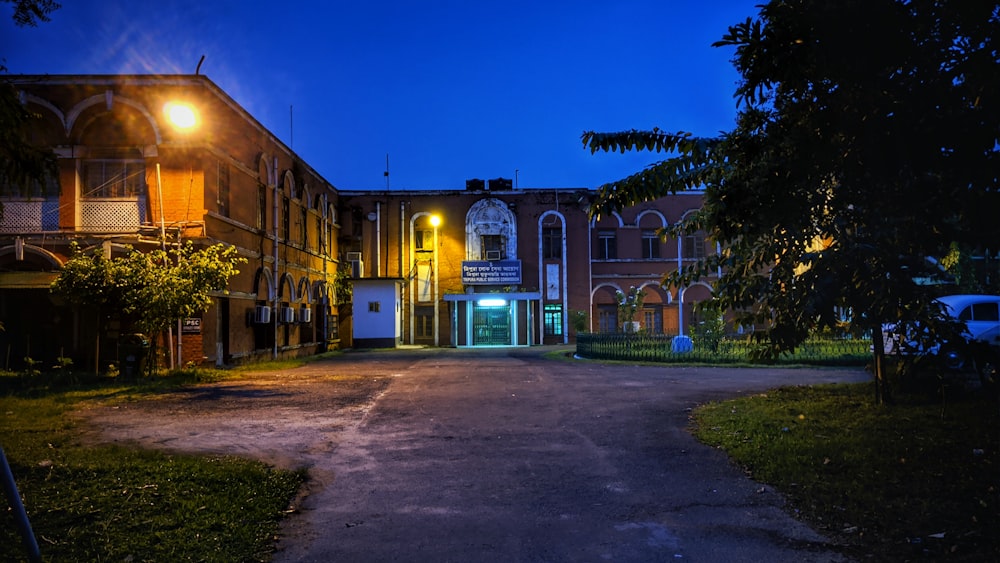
575 333 871 366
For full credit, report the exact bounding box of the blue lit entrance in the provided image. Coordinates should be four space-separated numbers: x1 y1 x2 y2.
472 302 511 346
444 292 541 347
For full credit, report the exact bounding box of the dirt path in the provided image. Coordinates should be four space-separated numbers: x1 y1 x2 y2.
77 348 868 562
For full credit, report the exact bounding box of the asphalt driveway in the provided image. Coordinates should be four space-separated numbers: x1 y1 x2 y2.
80 347 870 562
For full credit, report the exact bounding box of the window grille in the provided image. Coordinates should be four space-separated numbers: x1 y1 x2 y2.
597 230 617 260
643 307 664 334
415 229 433 251
217 161 230 217
257 183 267 230
642 230 660 259
544 304 563 336
598 306 617 333
300 206 308 248
415 306 434 338
281 196 290 240
81 160 145 198
683 234 706 259
542 227 561 259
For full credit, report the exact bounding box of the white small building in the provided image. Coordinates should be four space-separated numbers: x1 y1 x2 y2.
351 279 403 348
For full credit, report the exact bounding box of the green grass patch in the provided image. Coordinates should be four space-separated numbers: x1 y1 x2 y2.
692 383 1000 561
1 374 305 562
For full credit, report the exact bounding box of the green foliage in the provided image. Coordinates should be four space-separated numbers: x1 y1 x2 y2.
693 384 1000 560
941 242 1000 294
570 309 589 333
333 261 353 306
690 309 726 353
2 0 61 27
50 242 246 336
576 333 870 366
583 0 1000 363
20 355 40 379
1 1 62 202
615 286 645 331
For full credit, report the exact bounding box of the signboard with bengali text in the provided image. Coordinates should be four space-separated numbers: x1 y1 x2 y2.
461 260 522 285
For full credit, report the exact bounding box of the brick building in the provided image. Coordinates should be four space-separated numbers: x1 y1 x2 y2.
1 75 341 370
338 184 714 347
0 74 715 368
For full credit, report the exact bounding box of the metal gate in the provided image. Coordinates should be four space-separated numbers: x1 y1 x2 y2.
472 303 511 346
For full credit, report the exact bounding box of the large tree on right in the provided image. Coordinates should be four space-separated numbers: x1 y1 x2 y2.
584 1 1000 401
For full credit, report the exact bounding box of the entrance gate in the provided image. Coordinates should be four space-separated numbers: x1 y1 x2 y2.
472 303 511 346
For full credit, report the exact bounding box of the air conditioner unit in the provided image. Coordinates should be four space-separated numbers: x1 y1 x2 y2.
280 305 296 324
298 307 312 323
253 305 271 324
486 250 502 261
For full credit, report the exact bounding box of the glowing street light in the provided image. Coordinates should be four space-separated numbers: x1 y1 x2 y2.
158 100 198 368
164 101 198 130
431 214 442 346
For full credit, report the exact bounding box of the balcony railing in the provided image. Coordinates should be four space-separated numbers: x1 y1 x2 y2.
0 198 59 233
79 197 146 232
0 196 150 234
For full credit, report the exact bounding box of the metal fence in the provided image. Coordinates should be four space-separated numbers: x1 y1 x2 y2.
575 333 871 366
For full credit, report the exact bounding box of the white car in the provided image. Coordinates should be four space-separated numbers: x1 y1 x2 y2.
883 294 1000 383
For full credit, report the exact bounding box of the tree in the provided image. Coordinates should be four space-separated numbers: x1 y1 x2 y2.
583 0 1000 403
51 242 246 373
1 0 61 206
615 286 645 333
1 0 59 26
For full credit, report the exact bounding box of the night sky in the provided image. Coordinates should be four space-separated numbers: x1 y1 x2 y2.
3 0 760 190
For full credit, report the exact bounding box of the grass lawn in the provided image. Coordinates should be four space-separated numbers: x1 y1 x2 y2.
692 380 999 561
0 365 311 563
4 352 997 561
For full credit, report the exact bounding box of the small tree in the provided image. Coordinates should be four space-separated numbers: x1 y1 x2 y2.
570 310 589 334
49 243 129 373
51 242 245 374
615 286 646 333
691 306 726 353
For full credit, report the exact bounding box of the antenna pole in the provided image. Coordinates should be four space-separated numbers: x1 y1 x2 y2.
384 153 390 189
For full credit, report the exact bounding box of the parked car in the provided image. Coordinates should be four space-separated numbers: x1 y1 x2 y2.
883 294 999 386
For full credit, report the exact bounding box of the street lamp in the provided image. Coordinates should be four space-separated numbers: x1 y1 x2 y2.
158 100 199 368
164 101 198 130
430 214 442 346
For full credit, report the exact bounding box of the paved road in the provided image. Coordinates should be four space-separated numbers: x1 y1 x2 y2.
83 347 870 562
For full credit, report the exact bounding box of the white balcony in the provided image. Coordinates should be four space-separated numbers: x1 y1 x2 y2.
0 198 60 233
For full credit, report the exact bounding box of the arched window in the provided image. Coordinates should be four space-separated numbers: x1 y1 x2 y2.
465 198 517 261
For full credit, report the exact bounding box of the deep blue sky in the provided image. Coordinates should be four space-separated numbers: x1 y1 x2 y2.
3 1 760 190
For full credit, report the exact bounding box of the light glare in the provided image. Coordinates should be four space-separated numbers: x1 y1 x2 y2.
165 102 197 129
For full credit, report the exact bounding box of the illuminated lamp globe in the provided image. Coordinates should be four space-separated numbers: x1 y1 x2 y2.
165 102 198 129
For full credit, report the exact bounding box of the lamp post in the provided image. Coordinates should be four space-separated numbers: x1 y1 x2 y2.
159 101 198 368
429 214 441 346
